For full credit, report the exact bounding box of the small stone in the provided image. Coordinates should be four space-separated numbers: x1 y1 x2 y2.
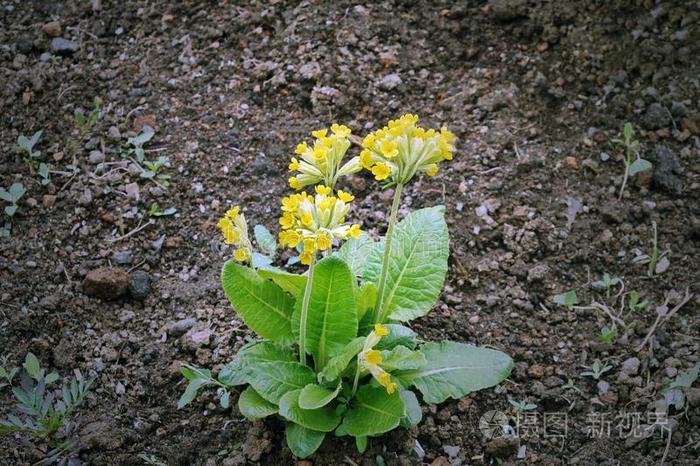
88 150 105 164
111 250 133 265
430 457 450 466
42 21 62 37
124 182 140 201
298 62 321 80
651 145 683 194
687 388 700 407
527 364 545 379
563 156 578 169
42 194 56 208
378 73 402 91
641 103 671 130
485 437 519 458
50 37 80 56
489 0 528 22
621 357 640 376
83 267 129 300
107 126 121 140
128 270 151 300
680 117 699 135
166 318 197 337
443 446 460 458
132 114 157 132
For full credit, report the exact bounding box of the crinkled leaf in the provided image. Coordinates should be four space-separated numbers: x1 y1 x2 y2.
381 346 426 371
238 386 278 419
340 385 405 437
355 282 376 322
374 324 418 350
219 340 298 386
292 256 357 369
364 206 449 322
222 261 295 344
334 233 379 277
257 266 307 297
299 382 341 410
318 337 365 383
254 225 277 258
245 361 315 404
399 390 422 428
397 341 512 404
629 158 652 176
278 389 341 432
286 423 325 459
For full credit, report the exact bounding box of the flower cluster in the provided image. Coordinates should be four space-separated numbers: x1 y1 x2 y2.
278 185 362 265
359 114 456 185
288 124 361 190
359 324 397 394
216 206 253 263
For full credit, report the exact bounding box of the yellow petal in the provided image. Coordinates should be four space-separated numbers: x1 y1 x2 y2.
374 323 389 337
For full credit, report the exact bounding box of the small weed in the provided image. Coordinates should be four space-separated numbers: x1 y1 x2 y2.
613 122 651 200
74 97 102 140
598 325 618 343
125 125 155 163
17 130 43 163
632 221 669 276
0 182 25 218
580 359 613 380
148 203 177 218
138 453 167 466
553 290 578 310
141 156 171 186
38 163 51 186
508 398 537 413
591 273 621 299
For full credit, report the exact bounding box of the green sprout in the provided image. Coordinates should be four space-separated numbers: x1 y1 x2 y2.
614 123 651 200
553 290 578 310
141 156 171 186
125 125 155 163
580 359 613 380
148 203 177 218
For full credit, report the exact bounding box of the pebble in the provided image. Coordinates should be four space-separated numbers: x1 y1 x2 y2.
621 357 640 376
43 194 56 208
128 271 152 301
167 318 197 337
641 103 671 130
89 150 105 164
83 267 129 300
42 21 62 37
379 73 402 90
50 37 80 55
111 250 133 265
527 364 545 378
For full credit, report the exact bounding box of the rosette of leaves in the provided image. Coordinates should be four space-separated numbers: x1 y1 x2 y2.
180 206 512 458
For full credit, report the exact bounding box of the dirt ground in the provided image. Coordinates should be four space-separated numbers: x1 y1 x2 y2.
1 0 699 465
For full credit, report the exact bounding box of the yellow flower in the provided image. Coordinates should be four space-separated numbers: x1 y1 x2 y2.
295 142 308 155
374 323 389 337
279 230 301 248
364 350 382 367
316 230 333 250
300 212 313 227
380 140 398 158
371 163 391 180
315 185 332 195
287 124 360 189
330 123 351 138
348 224 362 238
279 212 295 229
303 237 317 253
300 250 314 265
360 114 455 185
217 206 252 263
337 190 354 203
360 149 375 169
311 129 327 139
289 177 301 190
233 248 249 262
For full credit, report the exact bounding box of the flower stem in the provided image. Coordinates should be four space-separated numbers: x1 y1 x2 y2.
372 183 403 324
299 255 316 364
351 358 361 397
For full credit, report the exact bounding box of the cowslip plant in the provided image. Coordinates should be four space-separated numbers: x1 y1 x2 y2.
17 129 43 161
180 116 513 458
614 122 651 200
1 182 25 238
141 156 171 186
125 125 155 163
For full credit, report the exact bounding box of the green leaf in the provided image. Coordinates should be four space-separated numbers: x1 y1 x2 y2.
375 324 418 350
8 183 25 201
17 134 31 150
355 435 368 453
285 423 325 459
623 122 633 141
399 390 422 428
553 290 578 309
667 364 700 392
222 261 295 344
340 385 405 437
319 337 365 383
254 225 277 258
299 382 341 409
257 266 307 297
238 386 278 419
334 233 379 277
381 346 426 371
219 340 298 386
355 282 377 321
0 189 13 203
629 158 652 176
397 341 512 404
23 353 41 380
364 206 449 322
251 252 273 269
292 256 358 369
278 389 341 432
5 205 17 217
245 361 315 404
30 130 43 147
177 379 207 409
